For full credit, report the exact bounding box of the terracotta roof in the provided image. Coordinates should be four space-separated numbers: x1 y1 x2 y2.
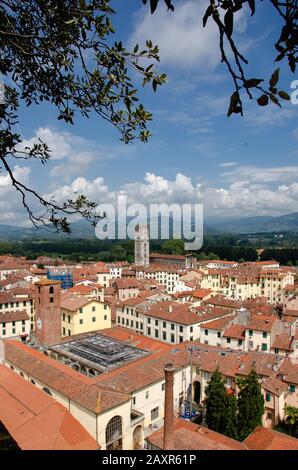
272 333 294 351
0 365 99 450
0 310 29 323
67 285 96 295
114 278 142 289
142 301 201 326
261 377 288 396
146 420 246 450
61 296 94 311
222 324 246 340
191 288 213 299
245 315 276 332
244 426 298 450
149 253 185 260
4 341 130 414
200 315 235 331
35 279 61 286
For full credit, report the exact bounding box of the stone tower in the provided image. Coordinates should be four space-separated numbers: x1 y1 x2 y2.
134 224 149 267
34 279 61 346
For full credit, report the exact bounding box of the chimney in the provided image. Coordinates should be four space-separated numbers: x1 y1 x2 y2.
168 305 173 313
163 363 175 450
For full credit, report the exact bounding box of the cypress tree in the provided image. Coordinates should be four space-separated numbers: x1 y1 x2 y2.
237 369 265 441
223 392 238 440
205 368 228 434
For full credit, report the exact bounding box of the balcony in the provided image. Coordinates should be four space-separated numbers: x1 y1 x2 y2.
130 409 145 427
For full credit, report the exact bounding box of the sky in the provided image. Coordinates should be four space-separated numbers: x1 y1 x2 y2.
1 0 298 227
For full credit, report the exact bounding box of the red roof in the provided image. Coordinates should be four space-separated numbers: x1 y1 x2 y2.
244 426 298 450
0 365 99 450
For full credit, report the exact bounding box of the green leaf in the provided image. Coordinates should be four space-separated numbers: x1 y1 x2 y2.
245 78 263 88
269 68 280 88
270 94 281 107
278 90 291 101
257 95 269 106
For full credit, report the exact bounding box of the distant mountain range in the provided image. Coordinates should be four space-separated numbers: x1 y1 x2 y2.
1 211 298 240
207 212 298 234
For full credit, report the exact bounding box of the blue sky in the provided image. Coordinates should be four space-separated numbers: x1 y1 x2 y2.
1 0 298 225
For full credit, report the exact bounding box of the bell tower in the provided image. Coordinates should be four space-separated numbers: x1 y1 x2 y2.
34 279 61 346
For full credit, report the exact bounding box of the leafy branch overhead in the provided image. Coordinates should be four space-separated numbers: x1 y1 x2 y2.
0 0 167 232
144 0 297 116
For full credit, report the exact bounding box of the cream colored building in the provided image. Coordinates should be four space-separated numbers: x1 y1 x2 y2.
61 297 111 337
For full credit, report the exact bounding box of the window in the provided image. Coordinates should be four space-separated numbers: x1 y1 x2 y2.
12 328 16 334
62 313 65 321
289 384 296 394
155 320 158 326
147 327 151 335
266 392 271 402
163 331 167 341
63 327 66 335
42 387 52 396
217 331 221 338
179 336 183 343
163 321 167 328
190 326 193 333
68 315 71 323
79 319 83 325
92 317 96 322
50 297 54 303
122 318 125 325
151 407 159 421
249 330 253 336
148 318 151 324
171 323 175 330
205 329 208 336
204 371 210 380
2 329 6 336
104 315 107 320
190 337 193 342
155 330 159 338
132 397 136 406
261 343 267 351
92 306 96 312
145 391 149 399
79 308 83 314
227 337 231 344
68 330 71 336
162 382 165 391
171 334 175 343
238 339 243 346
263 331 267 338
179 326 183 333
49 286 54 294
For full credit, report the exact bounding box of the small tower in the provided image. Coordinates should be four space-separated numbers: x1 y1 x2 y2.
34 279 61 346
134 224 149 267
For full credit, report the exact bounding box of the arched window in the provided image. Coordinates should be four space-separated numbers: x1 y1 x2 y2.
106 416 122 450
31 380 36 385
49 286 54 294
20 372 24 378
42 387 52 396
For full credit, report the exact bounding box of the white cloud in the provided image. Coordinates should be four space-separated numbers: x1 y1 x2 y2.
221 165 298 184
18 127 136 181
2 166 298 226
220 162 239 168
130 1 221 72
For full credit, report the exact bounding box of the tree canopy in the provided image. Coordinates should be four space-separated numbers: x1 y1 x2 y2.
144 0 297 115
0 0 166 231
